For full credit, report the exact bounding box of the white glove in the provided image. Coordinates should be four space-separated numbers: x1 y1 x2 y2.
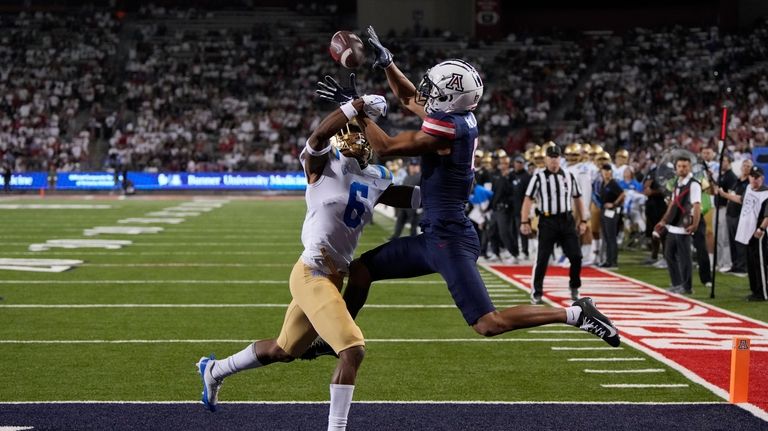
361 94 388 122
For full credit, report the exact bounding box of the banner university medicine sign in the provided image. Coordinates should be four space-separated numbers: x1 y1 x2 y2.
1 172 307 191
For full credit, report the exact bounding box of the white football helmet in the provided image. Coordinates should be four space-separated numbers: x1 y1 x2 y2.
417 59 484 114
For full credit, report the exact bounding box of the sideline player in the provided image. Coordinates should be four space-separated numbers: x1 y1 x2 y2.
311 27 620 352
195 90 407 431
565 143 595 264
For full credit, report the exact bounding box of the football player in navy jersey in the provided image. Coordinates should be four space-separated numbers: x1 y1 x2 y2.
308 26 620 355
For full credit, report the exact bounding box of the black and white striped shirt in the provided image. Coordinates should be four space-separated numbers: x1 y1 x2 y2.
525 168 582 216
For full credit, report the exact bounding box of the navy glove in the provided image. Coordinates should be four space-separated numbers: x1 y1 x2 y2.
367 25 393 69
316 73 358 104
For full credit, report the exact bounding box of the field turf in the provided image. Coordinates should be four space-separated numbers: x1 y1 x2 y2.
0 196 757 405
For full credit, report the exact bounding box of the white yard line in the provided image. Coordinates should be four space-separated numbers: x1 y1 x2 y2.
601 384 689 388
584 369 666 374
567 358 646 362
12 242 376 247
0 279 445 285
0 204 111 209
551 347 622 351
0 303 458 309
527 330 583 334
0 338 606 344
492 300 531 304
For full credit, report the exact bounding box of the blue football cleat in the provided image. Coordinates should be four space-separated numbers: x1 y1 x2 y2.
196 354 223 412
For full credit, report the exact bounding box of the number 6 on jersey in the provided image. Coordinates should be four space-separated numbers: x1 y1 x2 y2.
343 182 369 228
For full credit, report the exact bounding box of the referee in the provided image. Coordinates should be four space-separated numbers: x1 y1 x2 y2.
520 145 588 304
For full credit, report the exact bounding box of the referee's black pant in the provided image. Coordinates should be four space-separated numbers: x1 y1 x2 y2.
600 207 620 267
532 213 582 297
747 236 768 300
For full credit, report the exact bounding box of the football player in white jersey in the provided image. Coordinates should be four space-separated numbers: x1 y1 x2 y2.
195 95 416 431
565 143 596 264
613 149 630 181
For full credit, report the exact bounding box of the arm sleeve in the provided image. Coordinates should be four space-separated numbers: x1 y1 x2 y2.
570 172 582 198
525 174 539 199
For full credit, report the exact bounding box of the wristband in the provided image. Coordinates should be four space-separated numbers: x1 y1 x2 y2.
580 220 587 224
759 227 766 233
340 101 358 121
303 141 333 156
521 221 531 225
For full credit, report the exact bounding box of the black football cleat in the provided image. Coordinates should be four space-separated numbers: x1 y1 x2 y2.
573 297 620 347
299 338 338 361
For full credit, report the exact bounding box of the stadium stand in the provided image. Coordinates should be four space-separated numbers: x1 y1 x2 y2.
0 5 767 179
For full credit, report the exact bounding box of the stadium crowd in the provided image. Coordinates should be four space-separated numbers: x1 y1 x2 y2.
0 7 766 183
0 9 120 173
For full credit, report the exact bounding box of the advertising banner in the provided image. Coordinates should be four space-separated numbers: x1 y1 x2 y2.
5 172 308 191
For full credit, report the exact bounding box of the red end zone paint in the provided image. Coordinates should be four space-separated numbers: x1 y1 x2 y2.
488 265 768 415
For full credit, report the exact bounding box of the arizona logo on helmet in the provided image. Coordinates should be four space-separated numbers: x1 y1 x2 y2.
445 73 464 91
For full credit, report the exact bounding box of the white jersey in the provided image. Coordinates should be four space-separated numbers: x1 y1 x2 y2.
299 146 392 274
568 161 598 207
613 164 629 181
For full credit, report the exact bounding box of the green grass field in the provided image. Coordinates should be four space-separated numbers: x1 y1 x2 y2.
0 196 758 404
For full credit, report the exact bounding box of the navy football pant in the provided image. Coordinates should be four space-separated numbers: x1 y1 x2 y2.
360 230 495 325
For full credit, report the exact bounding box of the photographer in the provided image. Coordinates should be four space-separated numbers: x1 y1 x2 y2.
655 157 701 295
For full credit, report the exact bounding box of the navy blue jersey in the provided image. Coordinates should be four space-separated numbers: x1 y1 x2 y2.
419 111 479 231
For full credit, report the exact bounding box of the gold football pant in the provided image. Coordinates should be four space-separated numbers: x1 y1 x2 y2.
276 260 365 357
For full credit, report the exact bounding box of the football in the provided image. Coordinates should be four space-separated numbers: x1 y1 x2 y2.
329 30 365 69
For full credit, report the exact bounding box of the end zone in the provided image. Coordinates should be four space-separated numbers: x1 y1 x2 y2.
481 264 768 421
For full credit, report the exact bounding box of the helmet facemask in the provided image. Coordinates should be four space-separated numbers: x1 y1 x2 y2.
330 122 371 167
416 71 440 112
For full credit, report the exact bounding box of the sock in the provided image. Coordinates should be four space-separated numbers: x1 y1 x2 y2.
211 343 262 380
581 244 592 262
328 384 355 431
565 306 582 326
